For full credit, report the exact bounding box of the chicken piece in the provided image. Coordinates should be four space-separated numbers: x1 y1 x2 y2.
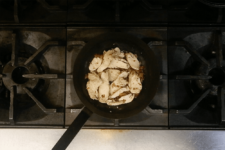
118 71 129 78
119 93 135 104
98 71 109 103
111 78 128 88
109 85 120 96
126 52 140 70
89 56 102 72
88 72 100 80
109 86 130 98
106 100 113 103
113 47 125 58
113 71 129 86
107 100 125 106
113 47 121 56
86 72 102 100
86 81 101 100
108 58 130 69
109 71 129 95
136 66 144 82
97 50 114 72
107 69 120 82
118 52 125 58
128 71 142 94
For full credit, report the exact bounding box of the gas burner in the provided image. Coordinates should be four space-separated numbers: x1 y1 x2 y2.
181 31 225 96
0 32 62 124
169 0 225 23
170 29 225 124
2 57 40 94
196 0 225 23
0 0 66 23
0 0 36 10
185 58 225 96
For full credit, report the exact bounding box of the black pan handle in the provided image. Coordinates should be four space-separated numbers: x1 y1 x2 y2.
52 107 92 150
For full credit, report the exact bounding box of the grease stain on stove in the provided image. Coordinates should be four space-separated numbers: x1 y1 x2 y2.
0 31 13 46
100 129 129 133
94 130 130 140
97 130 130 140
184 32 212 50
128 29 163 41
222 32 225 44
71 29 114 40
22 31 51 49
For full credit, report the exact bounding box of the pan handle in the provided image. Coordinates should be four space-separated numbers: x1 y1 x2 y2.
52 107 92 150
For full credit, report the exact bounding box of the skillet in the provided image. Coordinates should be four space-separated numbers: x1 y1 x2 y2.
52 32 160 150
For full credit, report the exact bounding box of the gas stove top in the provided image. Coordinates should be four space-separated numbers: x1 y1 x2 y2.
0 0 225 130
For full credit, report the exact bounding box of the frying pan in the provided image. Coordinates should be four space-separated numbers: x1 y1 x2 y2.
52 33 160 150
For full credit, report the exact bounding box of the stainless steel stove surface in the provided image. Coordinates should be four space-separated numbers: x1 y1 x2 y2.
66 27 168 129
0 27 66 127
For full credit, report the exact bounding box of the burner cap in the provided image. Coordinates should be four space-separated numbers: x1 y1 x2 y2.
2 57 40 94
208 68 225 86
12 67 29 84
184 54 225 96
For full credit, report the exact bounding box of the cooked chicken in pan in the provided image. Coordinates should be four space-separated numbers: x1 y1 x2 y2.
97 50 114 72
109 86 130 98
107 69 120 82
126 52 140 70
109 71 129 95
128 70 142 94
98 71 110 103
86 47 144 106
89 56 102 72
119 93 135 104
107 100 126 106
86 72 102 100
108 58 130 69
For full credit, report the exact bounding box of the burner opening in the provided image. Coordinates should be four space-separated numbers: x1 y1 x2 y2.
12 67 29 84
208 68 225 86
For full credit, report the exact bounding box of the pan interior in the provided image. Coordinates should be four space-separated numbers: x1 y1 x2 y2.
73 33 159 119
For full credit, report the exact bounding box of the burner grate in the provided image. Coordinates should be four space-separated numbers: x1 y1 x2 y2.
1 33 60 124
169 27 225 126
0 29 66 126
